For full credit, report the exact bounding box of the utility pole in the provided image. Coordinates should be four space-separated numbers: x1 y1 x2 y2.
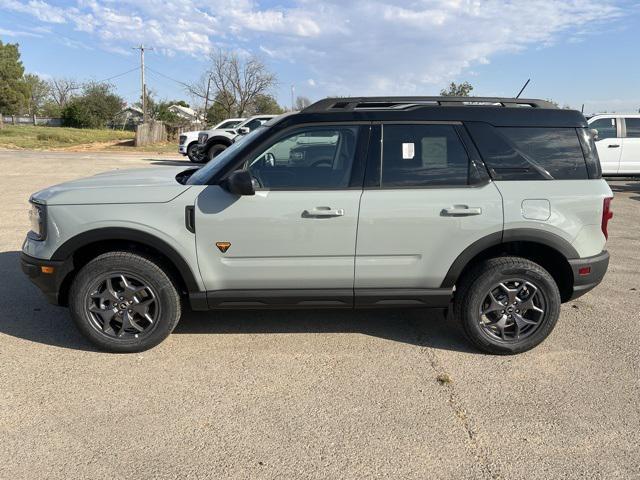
291 84 295 111
204 75 212 114
133 44 153 122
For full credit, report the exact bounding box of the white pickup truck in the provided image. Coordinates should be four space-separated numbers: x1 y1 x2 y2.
195 115 277 162
588 114 640 175
178 118 245 161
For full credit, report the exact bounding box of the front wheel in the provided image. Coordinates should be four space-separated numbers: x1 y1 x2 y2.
69 251 182 353
186 143 202 163
454 257 561 355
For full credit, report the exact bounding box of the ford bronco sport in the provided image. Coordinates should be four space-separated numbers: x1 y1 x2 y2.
21 97 612 354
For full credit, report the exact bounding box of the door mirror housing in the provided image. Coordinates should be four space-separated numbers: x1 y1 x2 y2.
223 170 255 196
237 127 251 135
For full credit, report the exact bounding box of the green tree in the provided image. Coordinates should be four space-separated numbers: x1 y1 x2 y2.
40 100 62 118
0 41 28 114
205 91 236 126
23 74 50 115
62 82 123 128
248 94 284 115
440 81 474 97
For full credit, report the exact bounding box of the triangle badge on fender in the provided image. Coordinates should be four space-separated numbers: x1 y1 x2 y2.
216 242 231 253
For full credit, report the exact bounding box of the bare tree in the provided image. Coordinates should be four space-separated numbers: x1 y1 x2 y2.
48 77 80 108
295 96 311 110
187 49 277 118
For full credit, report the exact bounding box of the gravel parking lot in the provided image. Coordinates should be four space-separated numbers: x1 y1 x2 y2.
1 150 638 479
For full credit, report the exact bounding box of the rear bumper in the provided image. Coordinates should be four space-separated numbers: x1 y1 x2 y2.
21 253 73 305
568 250 609 301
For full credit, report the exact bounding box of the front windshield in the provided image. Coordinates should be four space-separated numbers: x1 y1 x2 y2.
186 126 267 185
217 120 242 129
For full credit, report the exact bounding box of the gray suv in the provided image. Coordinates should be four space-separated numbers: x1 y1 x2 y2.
21 97 613 354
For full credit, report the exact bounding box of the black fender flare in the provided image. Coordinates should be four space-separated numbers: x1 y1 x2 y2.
440 228 579 288
51 227 201 292
204 136 233 152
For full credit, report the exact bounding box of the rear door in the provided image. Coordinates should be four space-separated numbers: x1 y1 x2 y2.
589 117 622 174
620 117 640 174
354 123 503 306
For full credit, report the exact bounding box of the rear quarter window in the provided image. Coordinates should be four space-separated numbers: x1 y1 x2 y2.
466 122 589 180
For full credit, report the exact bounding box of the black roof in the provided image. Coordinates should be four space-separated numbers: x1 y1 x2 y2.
281 96 588 128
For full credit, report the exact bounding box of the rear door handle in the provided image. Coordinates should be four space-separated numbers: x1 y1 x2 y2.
441 205 482 216
608 144 620 148
302 206 345 218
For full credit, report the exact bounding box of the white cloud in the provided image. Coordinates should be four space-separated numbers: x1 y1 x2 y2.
0 26 41 37
0 0 626 95
0 0 66 23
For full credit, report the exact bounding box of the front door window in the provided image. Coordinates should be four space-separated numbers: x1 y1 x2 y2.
247 126 360 189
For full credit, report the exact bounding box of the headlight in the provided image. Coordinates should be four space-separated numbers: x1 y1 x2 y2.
28 200 46 241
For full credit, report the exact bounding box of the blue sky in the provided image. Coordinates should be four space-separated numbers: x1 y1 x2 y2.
1 0 639 114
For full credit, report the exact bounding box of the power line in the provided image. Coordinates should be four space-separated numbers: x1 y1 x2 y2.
96 66 141 84
145 66 189 88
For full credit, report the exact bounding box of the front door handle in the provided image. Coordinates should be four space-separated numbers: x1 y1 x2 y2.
441 205 482 216
608 144 620 148
302 206 345 218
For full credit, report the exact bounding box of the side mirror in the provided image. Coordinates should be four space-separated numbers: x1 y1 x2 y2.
237 127 250 135
223 170 255 196
590 128 599 141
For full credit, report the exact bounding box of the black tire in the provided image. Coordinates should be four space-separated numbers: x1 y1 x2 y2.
454 256 561 355
69 251 181 353
186 143 201 163
206 143 227 162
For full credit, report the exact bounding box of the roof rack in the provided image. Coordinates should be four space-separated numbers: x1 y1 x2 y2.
302 97 557 113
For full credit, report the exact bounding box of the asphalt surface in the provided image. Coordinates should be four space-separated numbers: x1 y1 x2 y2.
0 149 638 479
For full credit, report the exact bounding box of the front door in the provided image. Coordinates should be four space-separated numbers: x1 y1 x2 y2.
620 117 640 175
590 117 622 175
194 124 368 307
355 123 503 306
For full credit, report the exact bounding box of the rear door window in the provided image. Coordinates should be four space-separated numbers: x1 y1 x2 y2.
625 118 640 138
381 124 470 187
466 123 588 180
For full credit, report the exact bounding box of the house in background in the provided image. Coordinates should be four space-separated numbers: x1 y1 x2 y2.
113 106 144 129
168 104 203 125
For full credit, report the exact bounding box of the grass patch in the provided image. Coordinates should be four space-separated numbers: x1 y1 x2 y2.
0 125 134 149
436 373 452 385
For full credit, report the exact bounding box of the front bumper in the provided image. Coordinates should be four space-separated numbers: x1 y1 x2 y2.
568 250 609 301
178 145 187 155
21 253 74 305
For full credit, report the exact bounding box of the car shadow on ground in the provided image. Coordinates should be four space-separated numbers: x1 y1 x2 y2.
146 159 193 167
608 180 640 202
0 250 476 354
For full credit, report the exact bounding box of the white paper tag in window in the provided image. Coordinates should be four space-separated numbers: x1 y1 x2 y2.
402 143 415 160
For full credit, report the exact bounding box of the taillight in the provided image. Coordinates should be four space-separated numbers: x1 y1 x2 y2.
602 197 613 240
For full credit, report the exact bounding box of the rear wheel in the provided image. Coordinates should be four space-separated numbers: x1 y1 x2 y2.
207 143 227 162
454 257 561 354
69 251 181 353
